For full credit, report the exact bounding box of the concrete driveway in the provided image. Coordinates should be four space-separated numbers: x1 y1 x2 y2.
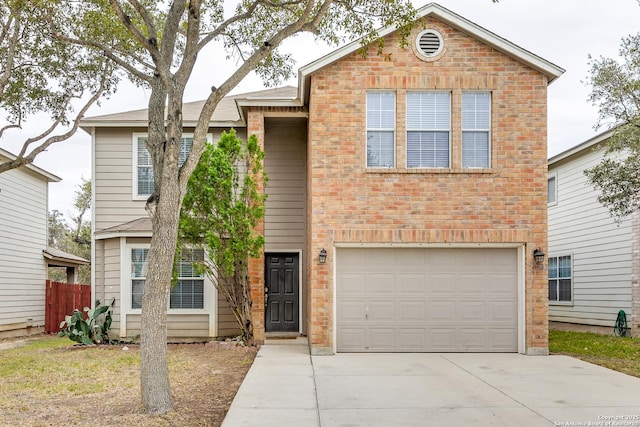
222 338 640 427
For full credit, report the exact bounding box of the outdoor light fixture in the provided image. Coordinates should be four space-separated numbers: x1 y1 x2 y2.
319 248 327 264
533 248 545 264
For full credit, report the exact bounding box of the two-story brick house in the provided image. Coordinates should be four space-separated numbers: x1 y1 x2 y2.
82 3 563 354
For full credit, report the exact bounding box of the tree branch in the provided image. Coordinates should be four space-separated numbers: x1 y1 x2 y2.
174 0 203 85
108 0 163 65
158 0 186 74
126 0 158 39
54 32 152 83
0 74 108 174
0 10 21 97
196 0 262 51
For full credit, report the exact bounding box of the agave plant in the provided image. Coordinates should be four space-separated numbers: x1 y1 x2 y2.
58 298 115 345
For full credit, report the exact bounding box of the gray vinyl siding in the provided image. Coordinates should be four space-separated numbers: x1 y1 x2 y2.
94 127 147 232
125 314 210 338
264 120 307 251
94 128 242 232
217 297 240 337
94 239 105 302
548 147 632 327
103 238 122 332
0 161 48 329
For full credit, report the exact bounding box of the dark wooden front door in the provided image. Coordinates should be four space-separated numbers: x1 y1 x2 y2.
265 253 299 332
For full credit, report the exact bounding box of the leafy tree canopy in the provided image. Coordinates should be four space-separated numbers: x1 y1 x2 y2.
0 0 116 173
585 25 640 222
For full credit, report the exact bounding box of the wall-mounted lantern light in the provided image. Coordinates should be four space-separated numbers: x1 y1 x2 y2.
319 248 327 264
533 248 545 264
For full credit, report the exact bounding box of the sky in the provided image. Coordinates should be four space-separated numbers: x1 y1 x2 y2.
3 0 640 218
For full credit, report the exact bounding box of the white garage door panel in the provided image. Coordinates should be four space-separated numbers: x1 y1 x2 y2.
336 247 518 352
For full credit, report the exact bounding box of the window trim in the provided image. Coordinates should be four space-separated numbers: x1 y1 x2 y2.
132 133 212 200
405 90 452 169
461 91 491 169
123 243 213 315
366 91 396 169
548 173 558 206
548 253 573 306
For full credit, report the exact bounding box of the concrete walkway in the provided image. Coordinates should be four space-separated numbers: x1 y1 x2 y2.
222 338 640 426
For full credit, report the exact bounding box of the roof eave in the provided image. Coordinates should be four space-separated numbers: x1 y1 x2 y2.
80 120 245 129
548 128 616 166
43 249 91 266
0 148 62 182
234 97 305 122
94 230 153 240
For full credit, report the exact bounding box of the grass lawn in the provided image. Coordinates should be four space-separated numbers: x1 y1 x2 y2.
549 329 640 378
0 335 255 426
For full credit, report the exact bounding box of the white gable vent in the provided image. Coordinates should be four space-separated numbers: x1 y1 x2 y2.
416 29 443 58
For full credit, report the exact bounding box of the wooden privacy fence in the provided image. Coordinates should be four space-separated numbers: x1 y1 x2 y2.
45 280 91 334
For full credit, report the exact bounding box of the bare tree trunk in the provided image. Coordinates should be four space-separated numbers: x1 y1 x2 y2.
140 181 182 413
139 89 184 414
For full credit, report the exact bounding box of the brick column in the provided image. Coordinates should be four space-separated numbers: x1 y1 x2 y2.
247 111 266 344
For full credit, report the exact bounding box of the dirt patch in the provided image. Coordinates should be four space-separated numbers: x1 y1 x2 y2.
0 337 256 427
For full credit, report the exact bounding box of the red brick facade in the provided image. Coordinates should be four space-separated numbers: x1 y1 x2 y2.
248 17 551 354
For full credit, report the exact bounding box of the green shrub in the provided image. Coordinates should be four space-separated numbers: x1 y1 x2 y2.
58 298 115 345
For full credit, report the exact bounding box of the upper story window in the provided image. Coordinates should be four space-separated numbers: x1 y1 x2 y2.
366 92 396 168
462 92 490 168
548 175 557 205
548 255 572 303
406 91 451 168
133 134 193 198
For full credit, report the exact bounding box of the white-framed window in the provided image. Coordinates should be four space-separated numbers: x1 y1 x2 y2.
462 91 491 168
548 255 572 303
132 133 196 199
548 174 557 205
129 246 205 310
366 92 395 168
171 249 205 309
406 91 451 168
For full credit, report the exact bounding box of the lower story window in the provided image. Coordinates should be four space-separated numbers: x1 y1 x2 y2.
131 248 204 309
548 255 572 302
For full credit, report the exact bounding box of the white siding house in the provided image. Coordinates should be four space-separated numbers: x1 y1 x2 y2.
548 129 638 336
0 148 60 338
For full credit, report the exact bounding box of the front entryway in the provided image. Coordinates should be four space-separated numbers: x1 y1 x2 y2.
265 253 300 332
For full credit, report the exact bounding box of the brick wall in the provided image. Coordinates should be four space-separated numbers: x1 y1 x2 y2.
306 18 549 354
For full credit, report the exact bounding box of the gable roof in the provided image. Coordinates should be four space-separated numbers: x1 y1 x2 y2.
298 2 563 103
0 147 61 182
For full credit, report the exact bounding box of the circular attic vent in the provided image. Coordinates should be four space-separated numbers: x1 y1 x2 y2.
416 29 443 58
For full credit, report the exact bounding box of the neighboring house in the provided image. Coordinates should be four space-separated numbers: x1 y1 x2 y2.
0 148 88 339
548 129 638 336
82 3 563 354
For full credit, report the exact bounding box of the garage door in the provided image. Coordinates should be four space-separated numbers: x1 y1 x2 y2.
336 247 518 352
